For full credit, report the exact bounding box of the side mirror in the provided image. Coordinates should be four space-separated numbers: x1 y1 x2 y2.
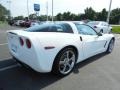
99 30 104 34
98 32 102 36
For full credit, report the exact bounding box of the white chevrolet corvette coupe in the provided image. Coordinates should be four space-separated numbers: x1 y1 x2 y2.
7 22 115 76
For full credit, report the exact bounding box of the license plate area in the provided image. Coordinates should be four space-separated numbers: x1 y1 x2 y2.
11 44 17 53
8 33 19 53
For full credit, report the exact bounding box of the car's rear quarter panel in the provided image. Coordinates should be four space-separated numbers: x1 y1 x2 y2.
7 31 47 72
35 33 84 70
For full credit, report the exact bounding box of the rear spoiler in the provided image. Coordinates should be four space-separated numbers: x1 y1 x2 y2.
8 32 18 35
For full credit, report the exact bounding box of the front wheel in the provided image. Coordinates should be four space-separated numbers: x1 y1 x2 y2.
106 39 115 53
52 48 77 76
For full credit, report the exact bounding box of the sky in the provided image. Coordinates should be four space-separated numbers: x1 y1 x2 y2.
1 0 120 17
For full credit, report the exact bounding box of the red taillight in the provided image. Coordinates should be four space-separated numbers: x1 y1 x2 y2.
19 37 24 46
94 26 97 28
26 39 31 48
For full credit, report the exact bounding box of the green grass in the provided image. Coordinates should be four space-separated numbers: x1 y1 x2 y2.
112 26 120 34
0 21 8 29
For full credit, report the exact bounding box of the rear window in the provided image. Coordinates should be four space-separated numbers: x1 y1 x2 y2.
26 24 50 32
26 23 73 33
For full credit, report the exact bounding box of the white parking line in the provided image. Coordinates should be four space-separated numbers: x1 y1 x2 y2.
0 43 8 46
0 57 12 61
0 64 19 72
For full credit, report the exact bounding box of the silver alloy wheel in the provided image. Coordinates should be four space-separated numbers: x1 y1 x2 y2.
108 39 114 52
59 50 76 75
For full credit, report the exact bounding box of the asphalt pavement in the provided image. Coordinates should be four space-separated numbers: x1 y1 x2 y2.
0 26 120 90
0 25 25 60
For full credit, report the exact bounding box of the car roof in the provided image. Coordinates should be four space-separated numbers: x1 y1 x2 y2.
26 21 80 34
88 21 107 23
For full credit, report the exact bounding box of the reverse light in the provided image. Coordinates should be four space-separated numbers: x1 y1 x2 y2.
26 39 31 48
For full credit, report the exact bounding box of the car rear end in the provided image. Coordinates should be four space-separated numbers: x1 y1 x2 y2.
7 31 46 72
87 21 101 33
20 21 25 27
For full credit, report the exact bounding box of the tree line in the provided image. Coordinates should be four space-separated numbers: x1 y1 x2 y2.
0 4 10 21
0 3 120 24
55 7 120 24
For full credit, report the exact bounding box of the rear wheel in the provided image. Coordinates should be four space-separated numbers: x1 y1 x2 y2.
106 39 115 53
52 48 77 76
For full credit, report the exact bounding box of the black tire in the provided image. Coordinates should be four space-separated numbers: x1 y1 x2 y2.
106 39 115 53
52 47 77 76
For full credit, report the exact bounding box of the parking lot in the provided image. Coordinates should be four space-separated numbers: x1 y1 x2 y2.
0 26 120 90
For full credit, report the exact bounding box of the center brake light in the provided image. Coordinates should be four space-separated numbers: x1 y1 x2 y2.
26 39 31 48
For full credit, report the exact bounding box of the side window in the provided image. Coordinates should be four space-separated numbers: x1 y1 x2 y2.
62 24 73 33
76 24 97 35
40 27 50 32
101 23 104 26
48 25 58 32
46 24 73 33
56 25 64 32
50 26 57 32
103 22 108 26
27 26 50 32
105 23 109 26
55 24 73 33
103 23 106 26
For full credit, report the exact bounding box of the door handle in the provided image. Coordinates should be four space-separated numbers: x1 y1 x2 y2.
80 36 83 41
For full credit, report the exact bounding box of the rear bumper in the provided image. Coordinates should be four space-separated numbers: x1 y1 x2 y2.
10 51 53 73
9 44 58 73
12 56 31 68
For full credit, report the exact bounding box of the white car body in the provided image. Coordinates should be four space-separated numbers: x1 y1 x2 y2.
87 21 112 33
72 21 85 24
7 22 115 73
15 20 24 26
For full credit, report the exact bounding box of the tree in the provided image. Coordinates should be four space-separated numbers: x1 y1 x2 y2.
29 14 37 20
14 16 24 20
101 8 108 21
11 7 120 24
38 15 47 21
84 7 96 20
79 14 86 20
62 12 72 20
71 14 80 21
55 13 62 21
0 4 10 21
70 13 77 20
96 8 108 21
110 8 120 24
